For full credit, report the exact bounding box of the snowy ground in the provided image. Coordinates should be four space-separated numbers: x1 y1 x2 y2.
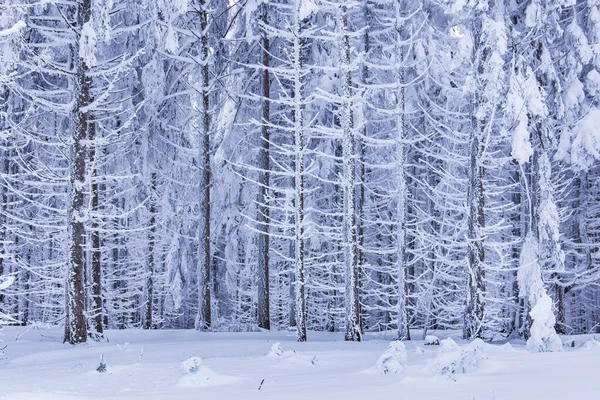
0 326 599 400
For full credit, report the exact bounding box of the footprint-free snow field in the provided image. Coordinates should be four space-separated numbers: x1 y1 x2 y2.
0 327 598 400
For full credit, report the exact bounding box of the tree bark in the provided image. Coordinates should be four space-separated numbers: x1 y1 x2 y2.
143 172 157 329
463 15 487 340
89 119 103 336
339 5 361 342
257 3 271 331
64 0 93 344
394 0 409 341
291 0 307 342
195 0 212 331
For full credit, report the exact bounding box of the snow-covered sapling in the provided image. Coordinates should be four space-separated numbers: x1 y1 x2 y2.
429 338 486 376
181 357 203 374
375 341 408 375
96 355 107 373
266 342 284 357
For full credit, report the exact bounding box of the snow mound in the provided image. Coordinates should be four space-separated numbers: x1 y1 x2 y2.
580 339 600 351
178 357 239 387
265 342 284 358
428 338 487 375
500 343 515 352
265 342 317 366
178 365 239 387
372 341 408 375
180 356 203 374
424 335 440 345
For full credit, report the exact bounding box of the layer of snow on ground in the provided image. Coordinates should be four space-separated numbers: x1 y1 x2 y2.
0 327 599 399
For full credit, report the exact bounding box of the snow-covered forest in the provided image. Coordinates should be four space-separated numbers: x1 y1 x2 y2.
1 0 600 349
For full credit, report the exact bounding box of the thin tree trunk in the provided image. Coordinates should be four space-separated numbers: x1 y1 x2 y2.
257 3 271 331
339 5 361 342
292 0 307 342
89 120 103 336
143 172 157 329
0 149 7 304
394 0 409 341
64 0 93 344
195 0 212 330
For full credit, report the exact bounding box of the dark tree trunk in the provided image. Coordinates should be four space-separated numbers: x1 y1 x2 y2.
64 0 93 344
143 172 157 329
196 0 212 330
89 118 103 337
257 3 271 331
464 127 486 340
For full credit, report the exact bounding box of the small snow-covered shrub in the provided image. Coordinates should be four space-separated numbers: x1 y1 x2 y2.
178 356 239 387
429 338 486 375
375 341 408 375
181 357 203 374
518 234 563 353
96 355 107 373
424 335 440 345
264 342 316 366
266 342 284 358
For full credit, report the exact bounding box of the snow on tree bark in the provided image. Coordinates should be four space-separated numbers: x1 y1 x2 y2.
338 3 361 342
65 0 94 345
256 2 271 332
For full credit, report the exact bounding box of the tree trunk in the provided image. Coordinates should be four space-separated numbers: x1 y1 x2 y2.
195 0 212 331
463 122 486 340
339 5 361 342
89 120 103 336
463 15 486 340
143 172 157 329
257 3 271 331
64 0 93 344
394 0 409 341
292 0 307 342
0 149 7 305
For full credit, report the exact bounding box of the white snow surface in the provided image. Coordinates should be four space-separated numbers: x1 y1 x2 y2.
0 327 598 399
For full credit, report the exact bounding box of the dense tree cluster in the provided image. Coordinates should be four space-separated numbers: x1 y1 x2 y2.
0 0 599 344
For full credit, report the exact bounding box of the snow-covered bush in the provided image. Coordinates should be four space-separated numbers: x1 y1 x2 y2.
429 338 486 375
264 342 317 366
181 356 203 374
518 234 563 353
178 356 239 387
266 342 284 358
375 341 408 375
527 294 563 352
424 335 440 345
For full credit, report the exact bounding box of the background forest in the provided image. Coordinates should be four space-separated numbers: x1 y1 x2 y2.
0 0 599 346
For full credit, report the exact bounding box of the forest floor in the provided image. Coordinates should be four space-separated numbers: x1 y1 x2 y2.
0 326 598 400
